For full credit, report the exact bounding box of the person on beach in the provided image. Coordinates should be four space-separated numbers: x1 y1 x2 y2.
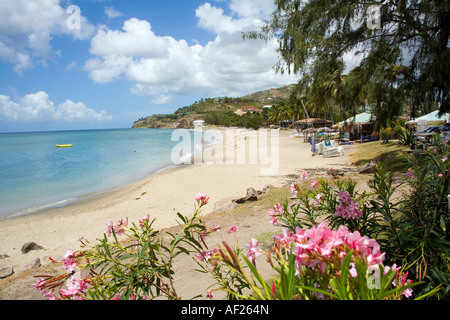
311 136 316 156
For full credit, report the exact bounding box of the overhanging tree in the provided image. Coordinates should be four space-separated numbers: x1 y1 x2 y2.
245 0 450 118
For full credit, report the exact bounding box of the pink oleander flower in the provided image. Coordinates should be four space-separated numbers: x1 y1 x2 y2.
335 190 362 219
139 214 150 228
61 248 79 271
301 171 308 179
63 248 74 259
311 180 319 189
289 183 298 196
349 263 358 278
59 277 88 298
269 215 279 226
106 218 128 236
370 160 375 167
195 192 209 206
63 258 78 272
315 193 323 205
227 225 238 234
111 293 121 300
275 222 386 276
269 204 284 226
274 203 284 214
274 228 292 246
244 238 262 263
406 171 417 180
195 249 218 262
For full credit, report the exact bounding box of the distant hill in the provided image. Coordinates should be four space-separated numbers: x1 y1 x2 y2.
132 84 296 129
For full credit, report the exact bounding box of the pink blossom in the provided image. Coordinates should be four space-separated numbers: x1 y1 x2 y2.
274 203 284 214
195 249 218 262
139 214 150 228
268 208 280 226
269 214 279 226
59 277 88 297
315 193 323 205
106 218 128 236
63 248 74 259
274 228 292 246
335 190 362 219
206 290 214 299
63 258 78 272
289 183 297 196
301 171 308 179
195 192 209 206
443 156 448 162
311 180 319 189
244 238 262 263
406 171 417 179
370 160 375 167
227 225 238 234
274 222 386 276
349 263 358 277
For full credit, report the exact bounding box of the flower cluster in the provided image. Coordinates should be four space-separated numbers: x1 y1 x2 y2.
106 218 128 236
244 238 263 263
289 183 297 196
138 214 151 228
59 276 89 299
195 249 219 262
268 203 284 226
62 248 79 271
195 192 209 207
274 222 385 273
335 190 362 219
33 248 90 300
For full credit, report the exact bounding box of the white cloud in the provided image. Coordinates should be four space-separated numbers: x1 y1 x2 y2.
0 91 112 122
0 0 95 74
89 19 169 58
84 1 298 101
151 94 172 105
105 6 123 19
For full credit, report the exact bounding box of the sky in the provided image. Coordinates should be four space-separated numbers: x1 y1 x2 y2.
0 0 300 133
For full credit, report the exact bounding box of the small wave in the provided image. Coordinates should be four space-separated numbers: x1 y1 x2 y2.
0 197 78 221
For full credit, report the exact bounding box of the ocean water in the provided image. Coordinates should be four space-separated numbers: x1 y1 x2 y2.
0 128 208 221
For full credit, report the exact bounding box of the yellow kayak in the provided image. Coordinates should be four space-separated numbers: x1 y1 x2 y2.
56 144 72 148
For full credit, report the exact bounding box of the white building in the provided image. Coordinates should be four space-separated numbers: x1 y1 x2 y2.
193 120 205 128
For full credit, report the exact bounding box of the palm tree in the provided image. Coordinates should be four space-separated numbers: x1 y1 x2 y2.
323 64 346 122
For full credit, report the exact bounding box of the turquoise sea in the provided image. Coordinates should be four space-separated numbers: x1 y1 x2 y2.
0 128 206 221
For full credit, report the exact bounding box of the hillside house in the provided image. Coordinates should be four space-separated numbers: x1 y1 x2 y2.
193 120 205 128
235 106 263 116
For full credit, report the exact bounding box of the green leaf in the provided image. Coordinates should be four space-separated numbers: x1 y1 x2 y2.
241 254 272 300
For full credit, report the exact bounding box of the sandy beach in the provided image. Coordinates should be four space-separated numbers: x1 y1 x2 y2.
0 128 357 299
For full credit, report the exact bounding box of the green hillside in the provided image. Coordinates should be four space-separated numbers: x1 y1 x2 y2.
132 85 295 129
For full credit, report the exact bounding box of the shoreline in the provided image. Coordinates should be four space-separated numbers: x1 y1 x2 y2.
0 129 356 295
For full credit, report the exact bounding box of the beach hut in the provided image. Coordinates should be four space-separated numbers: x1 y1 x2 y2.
337 112 376 141
407 110 449 132
295 118 332 130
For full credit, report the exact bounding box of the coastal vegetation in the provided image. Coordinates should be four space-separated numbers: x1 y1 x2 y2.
32 135 449 300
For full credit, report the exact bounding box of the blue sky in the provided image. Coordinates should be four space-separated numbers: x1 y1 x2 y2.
0 0 299 133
